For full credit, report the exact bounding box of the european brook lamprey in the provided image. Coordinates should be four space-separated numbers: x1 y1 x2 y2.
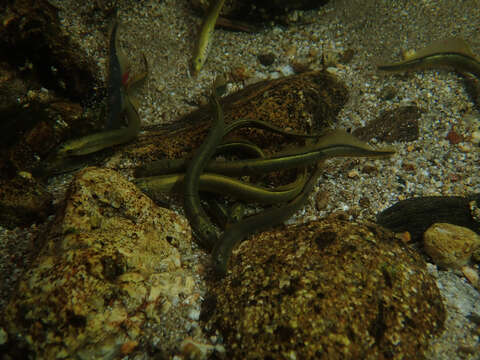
190 0 226 76
55 95 142 158
212 164 324 277
52 23 148 160
106 19 128 130
377 38 480 78
134 118 329 178
183 83 226 250
135 129 395 178
134 168 307 205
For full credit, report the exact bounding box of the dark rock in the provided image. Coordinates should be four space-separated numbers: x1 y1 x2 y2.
377 195 480 241
0 0 101 176
258 53 276 66
192 0 330 25
0 174 53 228
0 0 99 101
353 105 421 143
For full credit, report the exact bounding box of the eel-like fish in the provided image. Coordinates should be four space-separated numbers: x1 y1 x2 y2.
134 168 307 205
135 130 395 177
212 163 323 277
183 82 226 250
52 22 148 160
106 19 128 130
134 118 329 178
190 0 226 76
377 38 480 77
55 94 141 157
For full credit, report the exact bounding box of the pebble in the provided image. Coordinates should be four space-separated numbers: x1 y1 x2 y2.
423 223 480 269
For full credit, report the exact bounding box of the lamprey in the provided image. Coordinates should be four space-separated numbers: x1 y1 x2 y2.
135 118 328 177
377 38 480 77
215 139 266 159
212 164 323 277
134 169 307 205
183 84 226 250
135 130 395 177
53 41 147 158
223 118 327 139
55 95 142 158
190 0 226 76
106 19 128 130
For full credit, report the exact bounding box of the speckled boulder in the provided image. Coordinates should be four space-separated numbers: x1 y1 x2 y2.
207 218 445 360
2 167 197 359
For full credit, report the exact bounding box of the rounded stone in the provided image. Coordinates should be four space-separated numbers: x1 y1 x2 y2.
207 219 445 359
423 222 480 269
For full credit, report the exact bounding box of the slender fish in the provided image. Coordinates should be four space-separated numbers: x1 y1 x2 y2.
190 0 226 76
212 164 323 277
135 168 307 205
134 117 328 177
378 38 480 77
55 94 141 157
135 130 395 177
183 82 226 250
106 19 128 130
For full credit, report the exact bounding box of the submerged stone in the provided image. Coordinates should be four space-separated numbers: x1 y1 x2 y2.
2 167 197 359
423 222 480 269
207 218 445 359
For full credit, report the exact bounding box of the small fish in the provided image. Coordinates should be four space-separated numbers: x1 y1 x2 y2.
50 20 148 162
190 0 226 76
377 38 480 77
106 19 129 130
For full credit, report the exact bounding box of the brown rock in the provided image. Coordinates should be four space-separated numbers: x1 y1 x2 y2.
423 222 480 269
133 71 348 180
2 168 198 359
353 105 421 143
207 219 445 359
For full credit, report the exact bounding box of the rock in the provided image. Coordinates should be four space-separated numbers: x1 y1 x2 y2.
133 71 348 179
353 105 421 143
0 173 53 228
0 0 102 176
2 167 198 359
190 0 330 24
376 195 480 242
0 0 98 100
423 222 480 269
206 218 445 359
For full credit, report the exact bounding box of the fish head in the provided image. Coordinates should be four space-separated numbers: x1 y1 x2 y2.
190 56 204 77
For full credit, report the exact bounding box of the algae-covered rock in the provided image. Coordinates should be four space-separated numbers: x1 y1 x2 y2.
207 218 445 359
2 167 197 359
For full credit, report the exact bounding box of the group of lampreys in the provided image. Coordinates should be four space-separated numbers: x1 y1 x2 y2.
42 1 480 277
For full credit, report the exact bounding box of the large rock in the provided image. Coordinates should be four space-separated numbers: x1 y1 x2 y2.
1 167 197 359
206 218 445 359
